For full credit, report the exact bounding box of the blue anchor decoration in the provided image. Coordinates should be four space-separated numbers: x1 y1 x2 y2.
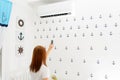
2 12 7 23
18 32 24 41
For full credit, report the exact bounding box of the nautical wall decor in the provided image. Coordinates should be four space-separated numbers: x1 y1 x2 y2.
34 13 120 80
15 44 24 56
15 17 25 56
0 0 12 27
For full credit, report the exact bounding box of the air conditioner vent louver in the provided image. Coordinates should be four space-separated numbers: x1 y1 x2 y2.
40 12 71 18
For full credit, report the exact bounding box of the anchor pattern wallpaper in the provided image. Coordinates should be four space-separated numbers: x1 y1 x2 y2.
33 13 120 80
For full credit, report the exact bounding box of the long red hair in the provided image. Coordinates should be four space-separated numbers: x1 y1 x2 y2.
30 45 47 72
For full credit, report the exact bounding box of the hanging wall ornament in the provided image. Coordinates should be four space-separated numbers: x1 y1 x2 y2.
15 17 25 57
16 30 25 43
16 17 25 29
18 46 23 55
15 44 24 56
18 19 24 27
18 32 24 41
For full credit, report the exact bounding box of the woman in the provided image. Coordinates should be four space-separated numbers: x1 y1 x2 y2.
30 44 53 80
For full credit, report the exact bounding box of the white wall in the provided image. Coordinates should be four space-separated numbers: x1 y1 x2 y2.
0 48 2 80
2 0 35 80
33 0 120 80
1 0 120 80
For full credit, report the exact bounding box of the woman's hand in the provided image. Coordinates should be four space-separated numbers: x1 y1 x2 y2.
47 44 54 56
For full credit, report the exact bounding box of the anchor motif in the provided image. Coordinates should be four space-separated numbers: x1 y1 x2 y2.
2 12 7 22
18 32 24 41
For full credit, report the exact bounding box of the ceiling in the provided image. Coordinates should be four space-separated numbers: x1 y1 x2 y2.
27 0 69 3
27 0 71 7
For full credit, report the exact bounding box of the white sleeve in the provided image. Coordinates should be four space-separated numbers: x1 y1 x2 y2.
41 67 50 79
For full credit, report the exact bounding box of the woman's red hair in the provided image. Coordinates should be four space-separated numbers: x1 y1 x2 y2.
30 45 47 72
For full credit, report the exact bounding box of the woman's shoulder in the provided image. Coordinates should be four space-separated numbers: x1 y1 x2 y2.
41 65 49 70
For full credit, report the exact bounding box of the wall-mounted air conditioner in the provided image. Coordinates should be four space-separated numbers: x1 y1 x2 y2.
37 1 75 18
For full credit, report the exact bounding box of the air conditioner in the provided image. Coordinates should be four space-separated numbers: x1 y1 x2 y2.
37 1 75 18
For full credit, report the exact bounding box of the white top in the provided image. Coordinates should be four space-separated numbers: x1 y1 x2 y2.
30 65 50 80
